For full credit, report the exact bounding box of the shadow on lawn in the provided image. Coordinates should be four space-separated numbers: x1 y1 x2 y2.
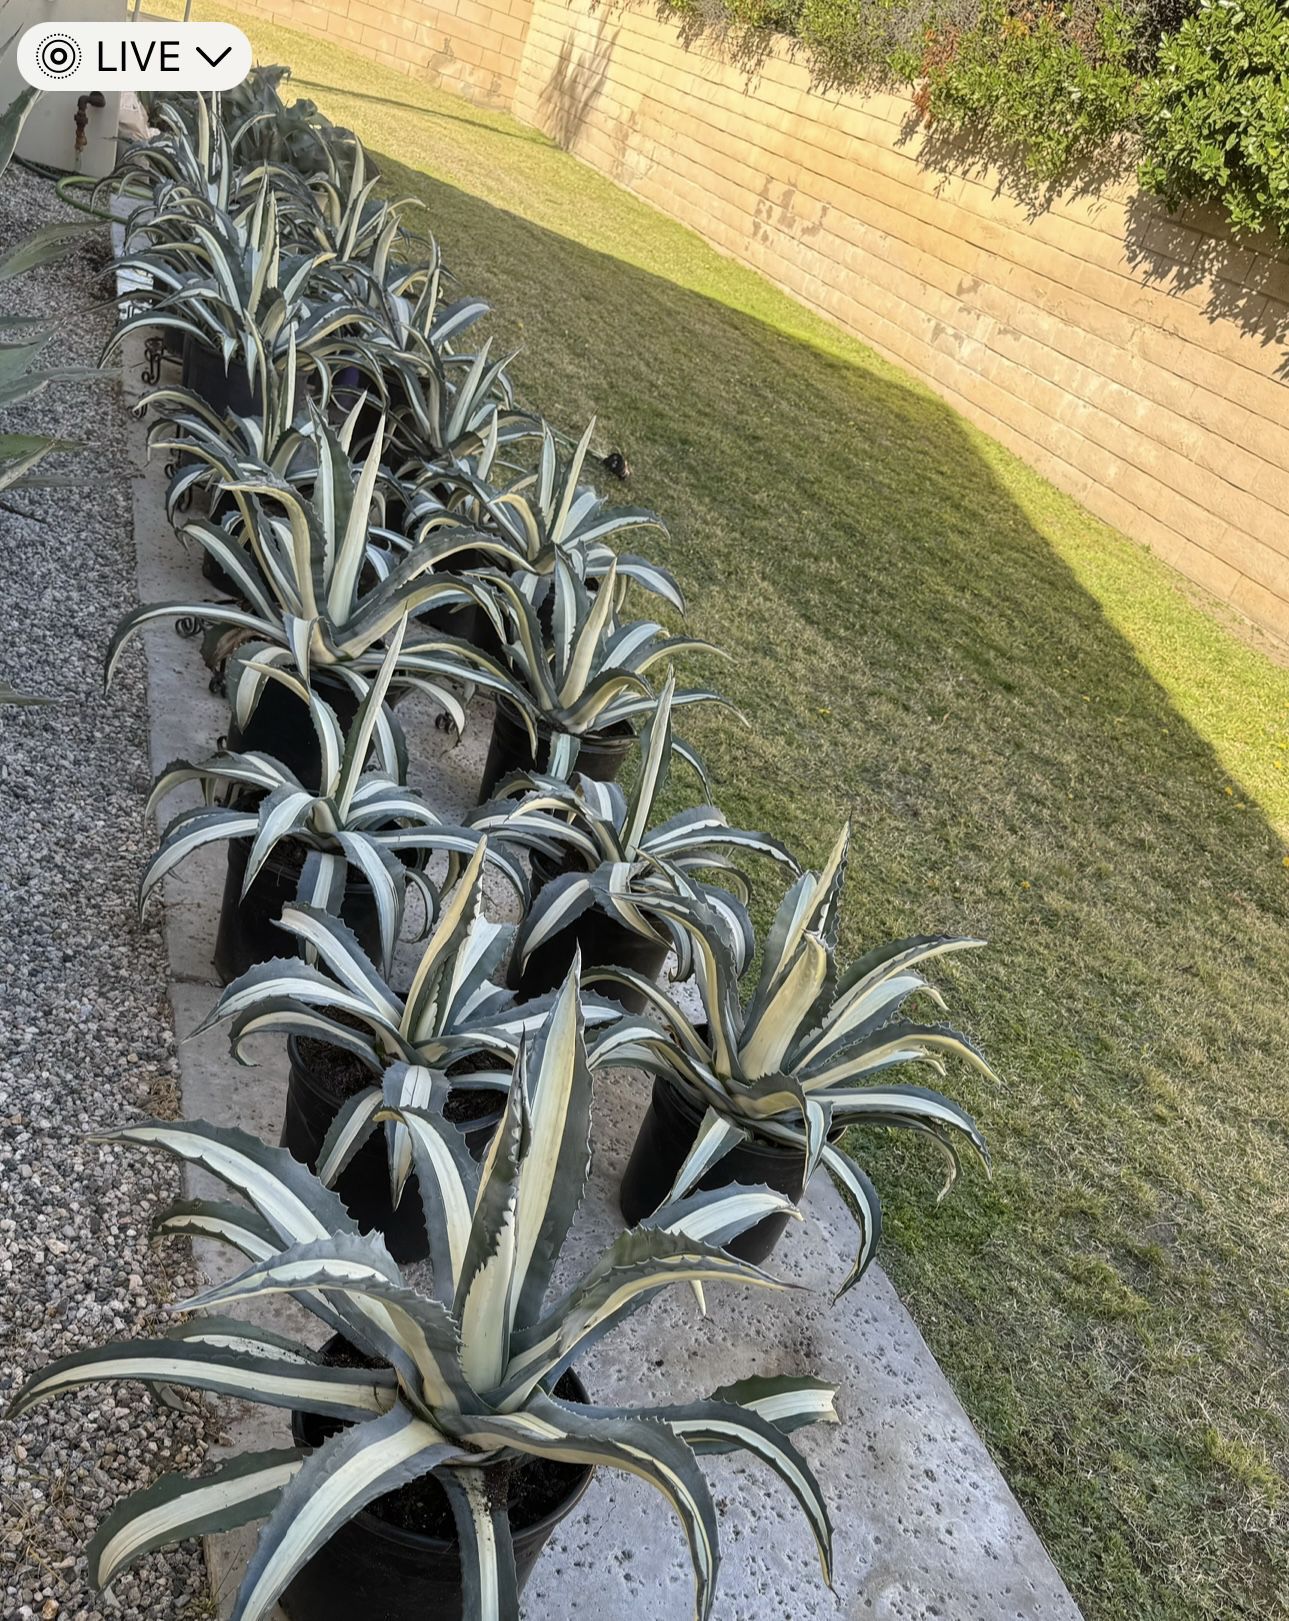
384 151 1289 1621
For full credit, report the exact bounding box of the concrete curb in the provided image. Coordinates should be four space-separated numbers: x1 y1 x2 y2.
120 331 1083 1621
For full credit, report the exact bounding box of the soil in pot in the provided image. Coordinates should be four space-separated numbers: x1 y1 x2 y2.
619 1072 827 1265
479 701 635 803
213 839 381 987
281 1345 591 1621
509 848 670 1014
282 1035 504 1264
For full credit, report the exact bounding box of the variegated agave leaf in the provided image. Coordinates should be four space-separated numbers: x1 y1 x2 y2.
10 978 836 1621
142 637 527 972
0 674 55 705
0 85 38 181
591 825 995 1296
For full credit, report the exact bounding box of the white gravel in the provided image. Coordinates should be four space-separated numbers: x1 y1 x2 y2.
0 165 214 1619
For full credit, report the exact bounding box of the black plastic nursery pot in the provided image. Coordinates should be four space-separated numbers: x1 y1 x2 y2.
478 701 634 803
225 671 363 791
181 333 262 418
509 848 670 1014
281 1038 504 1264
282 1355 593 1621
199 490 250 597
199 545 246 597
415 548 494 655
213 841 381 987
620 1074 819 1265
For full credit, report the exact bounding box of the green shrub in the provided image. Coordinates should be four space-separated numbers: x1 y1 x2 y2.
657 0 1289 245
1138 0 1289 239
915 2 1142 180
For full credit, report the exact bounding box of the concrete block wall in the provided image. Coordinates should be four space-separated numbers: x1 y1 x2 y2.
513 0 1289 641
227 0 1289 639
239 0 533 106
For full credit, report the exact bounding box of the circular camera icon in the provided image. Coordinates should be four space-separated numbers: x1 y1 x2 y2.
35 34 81 79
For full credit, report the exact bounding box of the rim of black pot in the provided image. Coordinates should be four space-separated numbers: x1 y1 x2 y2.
231 838 382 896
493 695 635 749
286 1034 508 1128
289 1366 595 1554
525 850 671 949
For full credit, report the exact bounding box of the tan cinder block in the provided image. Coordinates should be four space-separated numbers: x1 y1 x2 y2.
490 9 529 41
357 23 398 53
1232 571 1289 639
454 0 502 25
325 14 366 42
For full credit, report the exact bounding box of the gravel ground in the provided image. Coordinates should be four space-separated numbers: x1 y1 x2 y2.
0 166 214 1619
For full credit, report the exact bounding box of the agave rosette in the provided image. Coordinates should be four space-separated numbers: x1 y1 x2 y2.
330 227 491 375
591 825 995 1295
105 412 499 727
10 971 837 1620
197 837 627 1207
142 335 321 527
379 334 537 466
471 671 795 976
221 68 368 188
406 416 681 610
200 837 618 1070
142 628 528 971
103 180 377 406
469 550 730 779
102 93 241 220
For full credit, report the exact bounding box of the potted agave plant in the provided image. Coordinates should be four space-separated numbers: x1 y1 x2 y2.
470 672 797 1011
144 331 318 528
595 825 994 1282
103 91 245 365
10 972 837 1620
105 180 366 417
379 332 536 469
218 67 365 182
332 234 491 383
145 358 431 604
105 417 498 786
142 629 527 982
406 416 682 613
143 331 327 597
104 91 231 208
266 133 423 276
475 552 727 797
195 839 619 1258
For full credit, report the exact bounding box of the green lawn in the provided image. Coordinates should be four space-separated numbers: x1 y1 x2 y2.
159 11 1289 1616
